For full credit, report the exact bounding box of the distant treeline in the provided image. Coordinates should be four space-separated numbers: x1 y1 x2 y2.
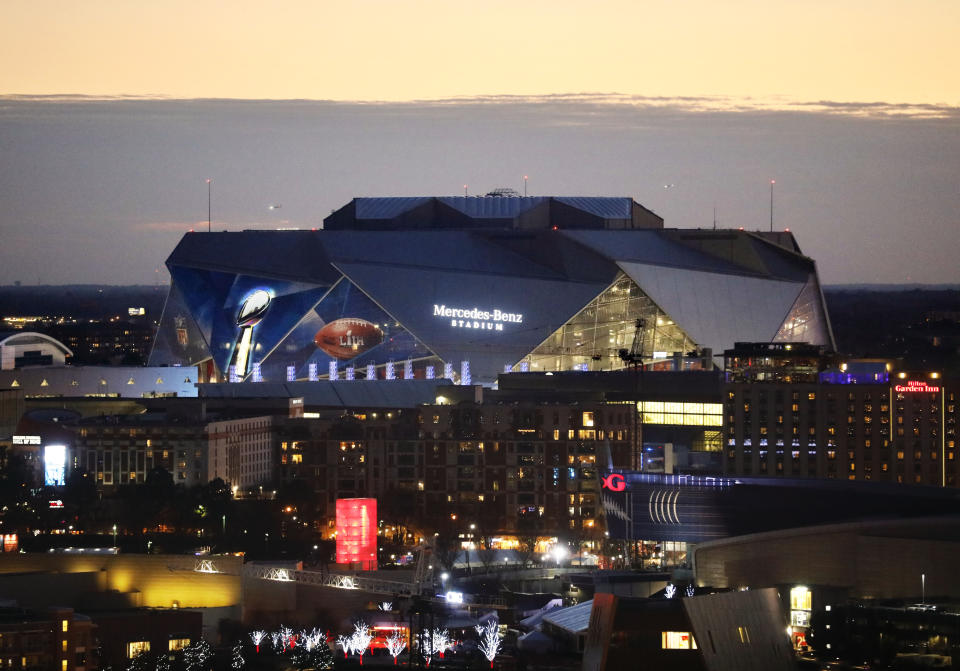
824 287 960 369
0 285 168 321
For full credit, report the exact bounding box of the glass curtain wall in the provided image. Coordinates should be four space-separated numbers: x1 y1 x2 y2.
773 274 831 346
519 273 696 373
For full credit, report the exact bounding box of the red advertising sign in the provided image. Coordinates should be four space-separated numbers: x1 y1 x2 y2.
602 473 626 491
894 380 941 393
336 498 377 570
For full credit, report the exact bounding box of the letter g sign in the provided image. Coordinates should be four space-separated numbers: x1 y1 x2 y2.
601 473 626 492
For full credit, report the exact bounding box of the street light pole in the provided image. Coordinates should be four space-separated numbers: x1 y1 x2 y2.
206 179 212 232
769 179 775 232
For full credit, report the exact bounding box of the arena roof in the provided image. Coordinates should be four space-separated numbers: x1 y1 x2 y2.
151 197 833 383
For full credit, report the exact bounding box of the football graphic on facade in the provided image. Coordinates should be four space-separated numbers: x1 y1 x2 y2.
314 318 385 360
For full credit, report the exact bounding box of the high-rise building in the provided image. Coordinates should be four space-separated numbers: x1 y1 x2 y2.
723 343 957 486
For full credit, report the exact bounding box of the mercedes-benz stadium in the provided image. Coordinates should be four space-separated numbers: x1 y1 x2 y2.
149 195 833 384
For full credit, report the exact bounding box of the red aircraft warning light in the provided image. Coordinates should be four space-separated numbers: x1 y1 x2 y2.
336 498 377 570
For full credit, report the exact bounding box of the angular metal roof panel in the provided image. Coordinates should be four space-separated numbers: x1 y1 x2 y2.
334 260 608 382
168 231 337 284
619 261 804 352
319 231 563 279
561 230 742 274
542 599 593 634
437 196 546 218
554 197 632 219
355 197 431 220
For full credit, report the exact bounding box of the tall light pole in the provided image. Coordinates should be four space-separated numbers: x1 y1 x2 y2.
523 175 528 197
769 179 775 232
206 178 212 232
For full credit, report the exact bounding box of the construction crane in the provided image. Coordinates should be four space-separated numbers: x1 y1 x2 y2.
617 318 647 369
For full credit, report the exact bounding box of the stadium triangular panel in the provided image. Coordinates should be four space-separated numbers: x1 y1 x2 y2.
334 261 608 382
773 273 834 347
148 279 210 366
520 273 697 372
617 262 804 353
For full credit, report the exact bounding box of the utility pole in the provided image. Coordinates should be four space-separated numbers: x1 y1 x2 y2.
206 178 212 232
769 179 775 232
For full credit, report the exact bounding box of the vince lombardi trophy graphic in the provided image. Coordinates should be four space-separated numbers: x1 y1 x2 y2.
229 290 271 378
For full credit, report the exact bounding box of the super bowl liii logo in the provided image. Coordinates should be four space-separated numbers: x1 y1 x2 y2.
433 304 523 331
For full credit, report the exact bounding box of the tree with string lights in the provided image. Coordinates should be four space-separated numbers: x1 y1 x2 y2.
385 628 407 666
475 619 503 669
249 630 267 653
349 622 373 666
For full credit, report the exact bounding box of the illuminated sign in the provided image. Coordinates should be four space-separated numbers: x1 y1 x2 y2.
49 500 64 509
44 444 66 486
314 318 384 359
601 473 626 492
2 534 17 553
445 591 464 604
12 435 41 445
230 289 272 377
433 304 523 331
336 498 377 570
894 380 941 393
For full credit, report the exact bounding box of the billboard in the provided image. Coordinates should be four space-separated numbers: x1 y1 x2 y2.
44 444 66 486
336 498 377 570
267 278 433 380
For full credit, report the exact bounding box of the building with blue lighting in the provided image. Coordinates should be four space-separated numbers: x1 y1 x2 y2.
149 195 833 384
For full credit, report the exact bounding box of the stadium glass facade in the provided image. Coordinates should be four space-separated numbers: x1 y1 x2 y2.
149 196 833 384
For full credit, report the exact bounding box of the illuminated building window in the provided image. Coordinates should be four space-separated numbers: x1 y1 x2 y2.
737 626 751 644
582 412 594 427
127 641 150 658
661 631 696 649
169 639 191 651
62 640 67 652
61 620 68 632
791 585 812 610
